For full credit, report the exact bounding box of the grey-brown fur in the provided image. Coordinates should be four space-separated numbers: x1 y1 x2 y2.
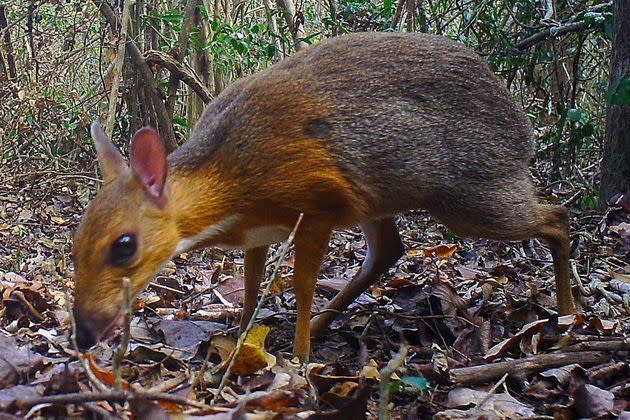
171 32 538 239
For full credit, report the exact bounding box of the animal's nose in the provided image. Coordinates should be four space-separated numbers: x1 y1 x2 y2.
73 315 96 351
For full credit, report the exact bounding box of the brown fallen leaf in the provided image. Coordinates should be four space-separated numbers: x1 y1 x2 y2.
573 383 615 418
0 334 45 390
446 387 535 417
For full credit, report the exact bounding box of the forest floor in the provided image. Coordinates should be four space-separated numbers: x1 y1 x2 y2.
0 160 629 418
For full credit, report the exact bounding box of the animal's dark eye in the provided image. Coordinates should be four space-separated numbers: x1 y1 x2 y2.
110 234 137 266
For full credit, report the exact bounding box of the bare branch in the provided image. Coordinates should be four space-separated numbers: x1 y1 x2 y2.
145 50 213 104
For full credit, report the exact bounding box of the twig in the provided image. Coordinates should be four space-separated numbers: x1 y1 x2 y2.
562 188 585 207
450 351 610 385
148 281 186 295
16 390 211 410
112 277 132 390
515 21 589 50
65 289 109 392
571 260 592 297
379 341 409 420
211 213 304 403
473 373 508 410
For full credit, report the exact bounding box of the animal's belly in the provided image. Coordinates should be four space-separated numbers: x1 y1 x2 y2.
216 225 291 250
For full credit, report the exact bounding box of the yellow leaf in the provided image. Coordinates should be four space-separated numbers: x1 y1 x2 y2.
360 359 380 380
215 325 275 376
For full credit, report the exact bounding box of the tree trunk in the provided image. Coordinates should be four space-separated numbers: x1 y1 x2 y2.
0 3 17 80
601 0 630 204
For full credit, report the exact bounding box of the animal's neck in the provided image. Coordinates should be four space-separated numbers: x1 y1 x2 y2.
167 161 243 244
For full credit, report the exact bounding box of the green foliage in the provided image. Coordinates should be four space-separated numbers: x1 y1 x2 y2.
579 10 614 40
579 191 600 211
173 115 189 128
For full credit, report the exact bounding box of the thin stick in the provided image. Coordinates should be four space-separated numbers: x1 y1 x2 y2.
571 260 592 297
112 277 132 390
65 289 109 392
192 343 214 390
16 390 212 410
473 373 508 410
212 213 304 403
378 341 409 420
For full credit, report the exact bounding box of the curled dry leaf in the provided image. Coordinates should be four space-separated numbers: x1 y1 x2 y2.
485 319 547 361
213 325 276 376
83 354 131 390
485 314 597 361
307 363 361 395
242 390 299 411
360 359 380 380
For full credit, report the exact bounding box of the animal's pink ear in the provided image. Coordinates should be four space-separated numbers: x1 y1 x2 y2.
130 127 168 203
91 122 127 183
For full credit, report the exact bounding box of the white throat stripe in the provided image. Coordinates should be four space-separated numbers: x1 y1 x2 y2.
174 214 240 255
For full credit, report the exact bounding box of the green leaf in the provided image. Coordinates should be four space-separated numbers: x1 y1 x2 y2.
265 44 277 59
173 116 188 128
581 122 594 137
389 380 403 393
401 376 428 391
608 76 630 105
383 0 394 14
580 193 599 211
159 10 184 25
567 108 583 122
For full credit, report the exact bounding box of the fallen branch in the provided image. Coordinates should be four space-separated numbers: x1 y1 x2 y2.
562 338 630 353
16 390 211 410
450 351 610 385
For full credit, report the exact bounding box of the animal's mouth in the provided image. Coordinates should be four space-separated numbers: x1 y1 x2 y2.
100 311 125 342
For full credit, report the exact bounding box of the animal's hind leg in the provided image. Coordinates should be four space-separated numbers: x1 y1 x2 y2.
432 197 576 315
310 217 405 337
531 204 576 315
